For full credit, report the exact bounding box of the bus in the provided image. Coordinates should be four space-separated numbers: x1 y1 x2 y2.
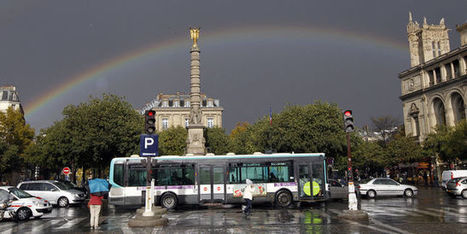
108 152 328 209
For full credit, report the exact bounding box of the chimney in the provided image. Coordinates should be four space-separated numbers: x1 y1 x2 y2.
457 22 467 46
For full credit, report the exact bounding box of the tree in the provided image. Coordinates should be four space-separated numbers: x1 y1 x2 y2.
371 115 400 144
0 107 34 180
158 126 187 155
424 120 467 163
26 94 143 180
205 127 230 155
229 122 258 154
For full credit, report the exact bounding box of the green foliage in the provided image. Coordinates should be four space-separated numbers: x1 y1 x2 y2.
229 122 258 154
424 120 467 162
205 127 230 155
0 107 34 178
254 103 346 156
158 126 187 155
26 94 143 171
386 134 425 164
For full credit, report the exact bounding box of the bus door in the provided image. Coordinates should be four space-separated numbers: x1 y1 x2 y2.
198 166 225 203
297 163 313 199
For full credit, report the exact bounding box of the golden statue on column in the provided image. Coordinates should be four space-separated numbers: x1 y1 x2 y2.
190 27 200 47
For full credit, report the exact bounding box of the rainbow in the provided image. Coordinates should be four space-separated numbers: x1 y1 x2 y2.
24 25 407 117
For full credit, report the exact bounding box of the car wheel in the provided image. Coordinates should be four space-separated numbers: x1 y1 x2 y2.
367 190 376 198
276 190 292 208
58 197 69 208
16 207 31 221
404 189 414 198
462 190 467 199
161 193 177 209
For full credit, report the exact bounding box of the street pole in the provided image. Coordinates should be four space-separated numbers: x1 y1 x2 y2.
347 132 358 210
143 157 154 216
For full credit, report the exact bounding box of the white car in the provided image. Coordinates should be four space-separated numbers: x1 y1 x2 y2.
357 178 418 198
17 180 86 207
0 186 52 221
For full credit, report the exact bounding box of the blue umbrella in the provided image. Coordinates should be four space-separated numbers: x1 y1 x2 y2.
89 178 109 194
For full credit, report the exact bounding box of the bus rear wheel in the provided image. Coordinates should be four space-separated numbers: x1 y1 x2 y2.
275 190 292 208
161 193 177 209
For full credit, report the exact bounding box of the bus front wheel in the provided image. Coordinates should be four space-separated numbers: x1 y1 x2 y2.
161 193 178 209
275 190 292 208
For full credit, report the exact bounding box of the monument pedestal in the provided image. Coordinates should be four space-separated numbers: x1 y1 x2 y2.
186 124 205 155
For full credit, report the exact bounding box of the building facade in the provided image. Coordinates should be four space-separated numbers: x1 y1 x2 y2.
141 92 223 131
399 14 467 142
0 86 23 114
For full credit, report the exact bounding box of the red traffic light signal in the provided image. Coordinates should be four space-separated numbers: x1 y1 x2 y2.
343 110 354 133
145 110 156 134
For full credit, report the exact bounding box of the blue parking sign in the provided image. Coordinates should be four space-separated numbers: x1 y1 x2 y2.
139 134 158 157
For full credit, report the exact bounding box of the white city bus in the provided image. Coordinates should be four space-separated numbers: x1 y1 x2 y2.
108 152 328 209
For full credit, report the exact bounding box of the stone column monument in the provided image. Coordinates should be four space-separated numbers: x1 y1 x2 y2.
186 27 206 155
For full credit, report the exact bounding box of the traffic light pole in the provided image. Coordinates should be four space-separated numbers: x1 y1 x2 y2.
346 132 358 210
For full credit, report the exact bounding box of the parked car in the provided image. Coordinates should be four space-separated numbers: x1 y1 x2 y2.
446 177 467 199
441 170 467 189
329 179 350 199
0 186 52 221
17 180 86 207
357 178 418 198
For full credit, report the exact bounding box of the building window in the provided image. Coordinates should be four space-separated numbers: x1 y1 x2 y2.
435 67 441 84
432 41 436 57
453 60 460 78
162 118 168 130
428 71 434 86
437 41 441 55
185 118 189 128
445 64 452 79
185 101 190 107
207 118 214 128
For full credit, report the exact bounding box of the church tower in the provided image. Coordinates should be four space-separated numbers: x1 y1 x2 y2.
407 12 450 67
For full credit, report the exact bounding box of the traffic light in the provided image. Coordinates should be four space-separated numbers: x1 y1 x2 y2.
343 110 354 132
145 110 156 134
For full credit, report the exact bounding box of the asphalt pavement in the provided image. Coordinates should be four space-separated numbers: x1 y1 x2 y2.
1 186 466 234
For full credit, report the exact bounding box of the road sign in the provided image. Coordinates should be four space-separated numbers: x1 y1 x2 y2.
63 167 71 175
140 134 159 157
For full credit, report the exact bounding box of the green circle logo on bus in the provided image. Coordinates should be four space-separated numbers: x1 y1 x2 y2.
303 181 320 196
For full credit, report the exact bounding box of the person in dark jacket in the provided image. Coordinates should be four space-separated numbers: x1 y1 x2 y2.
88 193 103 229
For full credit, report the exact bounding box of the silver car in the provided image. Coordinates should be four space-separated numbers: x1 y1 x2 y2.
358 178 418 198
17 180 85 207
446 177 467 199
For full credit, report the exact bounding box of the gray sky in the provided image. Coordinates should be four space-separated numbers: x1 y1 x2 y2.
1 0 466 133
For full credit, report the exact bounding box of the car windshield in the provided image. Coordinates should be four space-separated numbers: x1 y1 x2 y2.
60 181 76 190
53 182 69 190
8 188 34 199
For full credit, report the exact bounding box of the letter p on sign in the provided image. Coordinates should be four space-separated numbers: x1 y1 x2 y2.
140 134 158 157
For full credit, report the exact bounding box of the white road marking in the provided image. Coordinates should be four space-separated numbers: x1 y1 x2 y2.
328 208 398 234
53 217 87 230
405 208 440 217
426 208 464 217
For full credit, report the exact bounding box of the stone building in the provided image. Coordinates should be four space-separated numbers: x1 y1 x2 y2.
0 86 23 114
141 92 223 131
399 14 466 142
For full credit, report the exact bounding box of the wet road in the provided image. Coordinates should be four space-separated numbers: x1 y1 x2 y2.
1 187 466 233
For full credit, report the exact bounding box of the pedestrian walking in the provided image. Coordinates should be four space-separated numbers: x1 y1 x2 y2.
88 193 103 229
242 179 254 216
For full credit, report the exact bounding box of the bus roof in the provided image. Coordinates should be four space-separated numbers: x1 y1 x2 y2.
111 153 325 163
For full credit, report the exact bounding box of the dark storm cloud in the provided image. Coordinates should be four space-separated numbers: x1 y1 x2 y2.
1 0 466 132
